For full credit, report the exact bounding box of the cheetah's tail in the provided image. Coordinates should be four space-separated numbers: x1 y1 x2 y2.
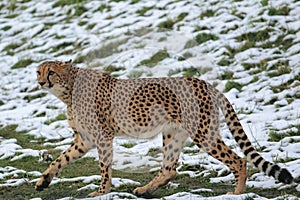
210 85 294 185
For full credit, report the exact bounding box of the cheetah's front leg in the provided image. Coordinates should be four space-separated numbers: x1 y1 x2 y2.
88 137 113 197
35 133 88 191
133 128 188 197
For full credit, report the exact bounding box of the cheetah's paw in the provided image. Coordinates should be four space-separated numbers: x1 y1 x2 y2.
35 174 52 191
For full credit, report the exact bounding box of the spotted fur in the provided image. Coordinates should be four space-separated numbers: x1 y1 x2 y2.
35 60 293 197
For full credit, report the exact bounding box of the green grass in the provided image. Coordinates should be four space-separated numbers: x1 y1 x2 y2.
220 70 234 80
136 6 154 16
2 25 11 31
23 92 47 102
0 125 47 151
103 65 126 74
177 12 188 22
3 43 20 56
73 4 88 16
260 34 294 51
167 68 182 77
267 61 291 77
146 147 162 157
217 58 232 67
178 163 204 172
127 70 144 79
50 42 73 53
269 127 300 142
0 124 299 199
167 66 212 77
86 23 96 30
268 5 290 16
120 142 136 148
182 67 212 77
184 39 198 49
8 0 16 11
157 18 176 30
0 157 99 200
35 111 46 117
74 39 127 64
157 12 188 30
264 96 278 105
78 21 88 26
53 0 86 7
242 59 268 71
195 33 219 45
11 59 35 69
224 81 243 92
139 50 169 68
130 0 140 4
5 13 19 18
270 83 290 94
261 0 268 6
224 41 254 59
44 113 67 125
236 28 271 43
1 169 297 200
200 9 215 19
250 76 259 84
97 3 111 12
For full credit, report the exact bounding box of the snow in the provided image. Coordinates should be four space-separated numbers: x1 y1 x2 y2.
0 0 299 199
0 139 22 160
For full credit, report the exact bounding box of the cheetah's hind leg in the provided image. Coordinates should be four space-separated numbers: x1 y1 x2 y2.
192 117 247 194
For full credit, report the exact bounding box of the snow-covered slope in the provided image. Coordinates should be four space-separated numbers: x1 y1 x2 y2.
0 0 299 199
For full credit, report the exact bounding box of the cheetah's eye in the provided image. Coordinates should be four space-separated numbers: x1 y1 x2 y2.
48 70 55 76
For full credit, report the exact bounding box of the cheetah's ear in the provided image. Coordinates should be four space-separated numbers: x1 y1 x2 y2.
64 59 72 65
64 59 72 70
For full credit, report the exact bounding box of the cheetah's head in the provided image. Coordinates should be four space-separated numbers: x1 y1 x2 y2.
36 60 72 95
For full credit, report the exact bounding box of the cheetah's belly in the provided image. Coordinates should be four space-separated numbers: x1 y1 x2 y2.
116 121 168 139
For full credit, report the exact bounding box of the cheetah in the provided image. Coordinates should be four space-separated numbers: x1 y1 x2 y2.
35 60 293 197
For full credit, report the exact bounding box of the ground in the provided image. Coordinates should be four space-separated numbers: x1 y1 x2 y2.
0 0 300 199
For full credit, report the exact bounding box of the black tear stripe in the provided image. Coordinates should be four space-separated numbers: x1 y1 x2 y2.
47 73 53 88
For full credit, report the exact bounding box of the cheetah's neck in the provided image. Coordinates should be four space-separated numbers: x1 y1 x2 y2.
51 66 79 106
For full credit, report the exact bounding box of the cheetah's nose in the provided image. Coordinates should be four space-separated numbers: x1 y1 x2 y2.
39 82 46 86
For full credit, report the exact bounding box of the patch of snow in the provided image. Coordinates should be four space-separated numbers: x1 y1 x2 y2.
0 139 22 160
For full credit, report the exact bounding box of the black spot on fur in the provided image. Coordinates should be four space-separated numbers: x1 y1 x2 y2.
262 162 269 173
278 168 294 184
240 142 245 149
268 164 280 177
65 155 70 162
78 148 84 154
238 129 243 134
244 147 254 155
250 153 259 160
